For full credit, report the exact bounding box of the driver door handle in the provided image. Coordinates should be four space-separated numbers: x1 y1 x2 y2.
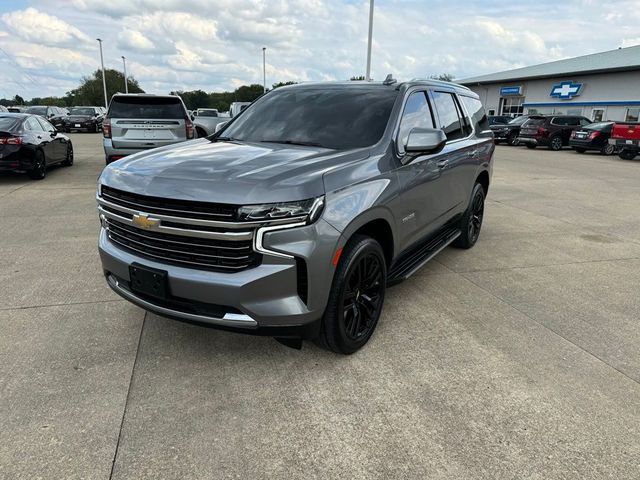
436 160 448 169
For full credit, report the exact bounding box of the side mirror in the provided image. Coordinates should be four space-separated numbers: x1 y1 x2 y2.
190 114 195 121
50 130 57 137
405 127 447 155
215 121 228 133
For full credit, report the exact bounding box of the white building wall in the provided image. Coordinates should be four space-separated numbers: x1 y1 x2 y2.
465 70 640 122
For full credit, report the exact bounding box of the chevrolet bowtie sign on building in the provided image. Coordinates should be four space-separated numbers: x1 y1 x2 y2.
550 81 583 100
458 45 640 123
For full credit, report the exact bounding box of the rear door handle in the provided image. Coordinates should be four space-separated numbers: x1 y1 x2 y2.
436 160 448 169
467 150 478 157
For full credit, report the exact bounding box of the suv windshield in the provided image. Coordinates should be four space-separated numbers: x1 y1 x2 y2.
26 106 47 115
108 97 185 119
198 110 218 117
220 87 398 150
70 108 96 116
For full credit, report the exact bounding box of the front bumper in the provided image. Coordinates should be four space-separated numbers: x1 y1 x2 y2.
99 218 343 337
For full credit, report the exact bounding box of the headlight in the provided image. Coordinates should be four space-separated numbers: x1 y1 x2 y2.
238 197 324 223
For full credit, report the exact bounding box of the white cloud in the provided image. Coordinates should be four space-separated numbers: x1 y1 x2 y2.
1 7 91 49
1 1 639 100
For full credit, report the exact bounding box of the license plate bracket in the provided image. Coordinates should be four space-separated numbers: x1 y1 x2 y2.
129 263 168 299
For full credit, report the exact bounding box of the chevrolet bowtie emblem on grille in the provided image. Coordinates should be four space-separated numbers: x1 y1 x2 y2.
132 213 160 229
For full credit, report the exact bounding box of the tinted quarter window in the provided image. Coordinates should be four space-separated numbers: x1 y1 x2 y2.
222 87 398 150
108 97 186 119
461 96 488 132
579 118 591 126
25 117 44 131
398 91 434 153
36 117 56 132
26 106 47 116
432 91 465 141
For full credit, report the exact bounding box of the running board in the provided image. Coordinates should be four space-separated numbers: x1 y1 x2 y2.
387 227 460 285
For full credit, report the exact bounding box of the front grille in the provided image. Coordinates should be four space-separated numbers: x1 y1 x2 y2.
106 218 260 272
101 185 237 221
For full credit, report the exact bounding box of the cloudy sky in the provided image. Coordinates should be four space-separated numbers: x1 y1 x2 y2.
0 0 638 100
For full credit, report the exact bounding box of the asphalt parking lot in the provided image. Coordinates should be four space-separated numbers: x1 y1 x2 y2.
1 134 640 479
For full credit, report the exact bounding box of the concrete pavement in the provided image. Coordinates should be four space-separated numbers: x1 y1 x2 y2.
1 134 639 479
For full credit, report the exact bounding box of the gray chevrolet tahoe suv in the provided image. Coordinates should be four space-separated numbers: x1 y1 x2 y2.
97 79 494 353
103 94 194 164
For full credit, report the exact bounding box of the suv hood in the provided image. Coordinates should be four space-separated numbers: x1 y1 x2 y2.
99 138 369 204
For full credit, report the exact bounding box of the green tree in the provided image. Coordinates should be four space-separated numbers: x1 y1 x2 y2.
429 73 454 82
272 81 297 89
66 69 144 106
14 94 24 105
350 75 366 81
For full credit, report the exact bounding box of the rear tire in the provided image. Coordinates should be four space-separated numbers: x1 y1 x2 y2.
315 235 386 354
618 149 637 160
452 183 485 249
600 143 615 156
549 136 563 151
28 150 46 180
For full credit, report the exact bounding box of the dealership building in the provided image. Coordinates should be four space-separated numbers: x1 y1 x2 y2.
458 45 640 123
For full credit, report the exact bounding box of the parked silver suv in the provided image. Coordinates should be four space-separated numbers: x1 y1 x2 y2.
103 94 194 164
97 79 494 353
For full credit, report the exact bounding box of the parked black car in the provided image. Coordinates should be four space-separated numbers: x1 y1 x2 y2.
569 122 616 155
64 106 104 133
488 115 511 126
24 106 67 131
519 115 592 150
490 115 531 146
0 113 73 179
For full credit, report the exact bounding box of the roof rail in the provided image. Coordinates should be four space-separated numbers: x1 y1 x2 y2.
409 78 471 90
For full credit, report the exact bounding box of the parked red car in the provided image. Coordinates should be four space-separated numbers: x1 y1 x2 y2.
609 123 640 160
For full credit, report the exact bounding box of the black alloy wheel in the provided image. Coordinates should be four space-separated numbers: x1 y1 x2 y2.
342 252 384 342
507 132 519 146
550 136 563 151
62 142 74 166
453 182 485 249
316 235 387 354
28 150 46 180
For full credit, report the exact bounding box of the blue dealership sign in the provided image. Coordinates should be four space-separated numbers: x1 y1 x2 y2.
500 86 522 96
550 81 583 100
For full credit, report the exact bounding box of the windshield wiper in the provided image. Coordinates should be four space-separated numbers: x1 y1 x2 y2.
214 136 241 143
260 139 329 148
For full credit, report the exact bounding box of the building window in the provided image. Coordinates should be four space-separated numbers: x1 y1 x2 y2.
592 109 604 122
500 97 524 116
626 108 640 122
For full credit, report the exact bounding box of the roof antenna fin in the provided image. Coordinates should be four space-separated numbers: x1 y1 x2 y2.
383 74 397 85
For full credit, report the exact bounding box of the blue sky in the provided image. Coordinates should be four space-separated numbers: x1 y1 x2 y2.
0 0 638 100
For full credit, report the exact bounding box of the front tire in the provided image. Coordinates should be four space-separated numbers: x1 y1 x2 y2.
316 235 387 354
453 183 485 249
507 132 519 146
62 142 74 166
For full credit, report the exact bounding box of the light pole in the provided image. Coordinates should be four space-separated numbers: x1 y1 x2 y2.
365 0 374 81
97 38 108 108
121 56 128 94
262 47 267 93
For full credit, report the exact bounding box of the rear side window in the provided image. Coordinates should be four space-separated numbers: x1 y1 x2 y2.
108 97 186 119
397 91 434 153
25 117 44 131
460 96 488 132
526 117 546 127
431 91 466 141
37 117 56 132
